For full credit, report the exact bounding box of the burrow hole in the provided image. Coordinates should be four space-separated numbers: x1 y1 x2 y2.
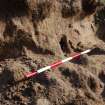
59 35 71 56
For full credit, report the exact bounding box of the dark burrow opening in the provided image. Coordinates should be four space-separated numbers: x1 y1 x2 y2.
59 35 71 56
0 0 28 18
0 42 22 60
88 77 97 92
59 67 81 88
82 0 98 15
61 0 81 18
61 1 72 18
88 47 105 55
0 67 15 92
32 1 51 21
95 8 105 42
22 87 35 97
99 70 105 83
99 70 105 98
60 67 71 77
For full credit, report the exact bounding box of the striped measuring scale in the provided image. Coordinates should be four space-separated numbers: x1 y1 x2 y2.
25 49 91 78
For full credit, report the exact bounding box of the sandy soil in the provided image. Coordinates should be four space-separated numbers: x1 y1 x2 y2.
0 0 105 105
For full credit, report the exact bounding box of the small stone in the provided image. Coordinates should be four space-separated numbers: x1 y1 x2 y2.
37 98 51 105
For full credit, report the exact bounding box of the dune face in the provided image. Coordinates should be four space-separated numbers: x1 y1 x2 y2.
0 0 105 105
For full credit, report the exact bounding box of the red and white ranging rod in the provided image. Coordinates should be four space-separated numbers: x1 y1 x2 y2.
25 49 91 78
